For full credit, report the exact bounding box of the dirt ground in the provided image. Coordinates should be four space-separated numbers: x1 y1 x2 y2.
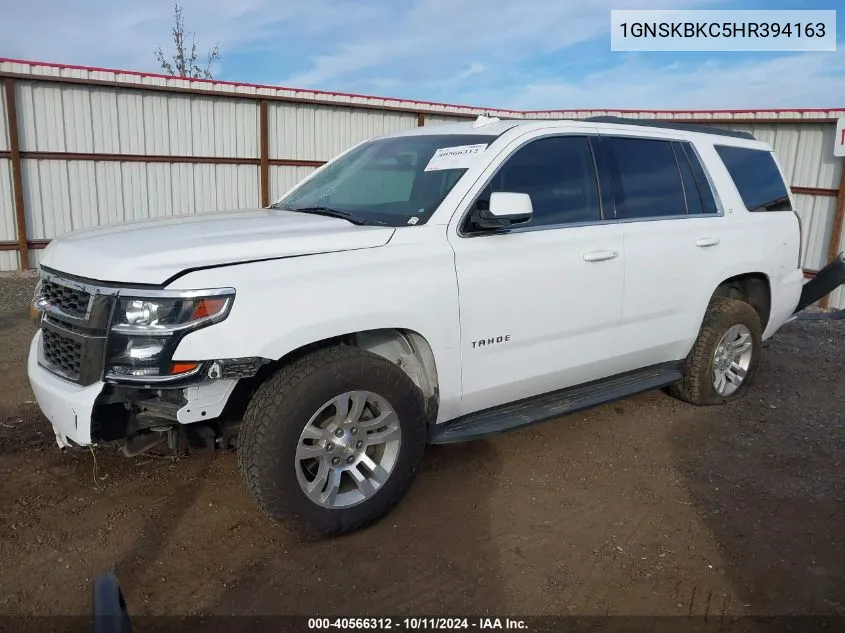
0 273 843 617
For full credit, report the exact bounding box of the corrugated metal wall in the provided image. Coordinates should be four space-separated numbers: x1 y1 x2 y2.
1 59 843 309
267 103 416 162
266 102 417 200
17 83 259 156
16 83 264 249
0 82 16 272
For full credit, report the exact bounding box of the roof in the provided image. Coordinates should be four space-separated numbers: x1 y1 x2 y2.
1 57 844 121
384 116 764 146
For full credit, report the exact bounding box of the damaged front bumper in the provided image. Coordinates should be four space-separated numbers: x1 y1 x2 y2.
28 330 243 450
28 331 101 448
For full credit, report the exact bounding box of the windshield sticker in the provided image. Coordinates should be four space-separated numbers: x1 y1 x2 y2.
424 144 488 172
407 217 419 225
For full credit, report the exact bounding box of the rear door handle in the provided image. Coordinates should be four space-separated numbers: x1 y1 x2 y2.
583 250 619 262
696 237 720 248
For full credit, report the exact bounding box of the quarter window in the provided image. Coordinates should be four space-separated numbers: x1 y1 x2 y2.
472 136 601 229
714 145 793 212
606 137 687 219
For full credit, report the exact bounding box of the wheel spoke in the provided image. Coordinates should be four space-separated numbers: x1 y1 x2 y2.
731 332 751 354
348 391 367 423
366 423 401 446
359 408 398 430
296 443 324 460
321 468 342 506
306 460 330 500
726 362 747 385
733 341 752 355
349 466 377 498
360 454 390 485
300 424 324 441
332 391 368 425
714 371 727 394
332 393 350 423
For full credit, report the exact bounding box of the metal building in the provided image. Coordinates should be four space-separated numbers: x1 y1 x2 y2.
1 58 843 308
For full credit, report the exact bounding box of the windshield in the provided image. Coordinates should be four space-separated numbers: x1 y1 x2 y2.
274 134 498 227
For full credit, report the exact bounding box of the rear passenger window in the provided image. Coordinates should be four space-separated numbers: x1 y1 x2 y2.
473 136 601 229
714 145 793 212
606 137 686 219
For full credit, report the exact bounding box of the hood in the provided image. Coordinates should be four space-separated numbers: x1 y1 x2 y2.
39 208 396 285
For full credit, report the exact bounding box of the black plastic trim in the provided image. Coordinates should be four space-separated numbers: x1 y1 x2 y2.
794 252 845 313
582 116 756 140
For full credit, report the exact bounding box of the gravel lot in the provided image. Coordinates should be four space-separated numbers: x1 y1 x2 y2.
0 274 843 617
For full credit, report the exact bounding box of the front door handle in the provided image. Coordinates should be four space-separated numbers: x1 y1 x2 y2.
583 250 619 262
696 237 720 248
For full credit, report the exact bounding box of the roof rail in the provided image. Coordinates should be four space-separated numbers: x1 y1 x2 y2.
582 116 756 140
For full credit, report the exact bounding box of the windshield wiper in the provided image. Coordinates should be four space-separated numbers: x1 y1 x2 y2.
271 204 384 226
749 195 792 213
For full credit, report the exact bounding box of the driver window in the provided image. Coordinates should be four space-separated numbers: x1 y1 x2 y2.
471 136 601 230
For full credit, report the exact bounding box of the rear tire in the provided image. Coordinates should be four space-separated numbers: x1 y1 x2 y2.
669 297 762 406
237 346 427 537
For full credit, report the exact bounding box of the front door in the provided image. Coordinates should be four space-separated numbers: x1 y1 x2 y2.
448 132 626 415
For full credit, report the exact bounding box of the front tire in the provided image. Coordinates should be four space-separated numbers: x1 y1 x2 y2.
238 346 427 537
669 297 763 406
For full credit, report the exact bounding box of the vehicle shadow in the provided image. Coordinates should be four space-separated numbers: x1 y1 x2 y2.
670 326 845 615
213 440 505 616
110 454 216 584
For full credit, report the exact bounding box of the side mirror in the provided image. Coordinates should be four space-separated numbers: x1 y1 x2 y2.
475 192 533 230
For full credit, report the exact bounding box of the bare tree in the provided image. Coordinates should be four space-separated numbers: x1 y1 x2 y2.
154 3 221 79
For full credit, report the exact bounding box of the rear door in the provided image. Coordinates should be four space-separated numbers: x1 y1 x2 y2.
598 133 728 369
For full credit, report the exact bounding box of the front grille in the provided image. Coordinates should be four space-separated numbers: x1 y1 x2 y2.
40 279 91 317
41 328 83 379
36 269 113 386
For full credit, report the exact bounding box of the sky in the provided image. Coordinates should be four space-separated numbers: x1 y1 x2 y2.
0 0 842 111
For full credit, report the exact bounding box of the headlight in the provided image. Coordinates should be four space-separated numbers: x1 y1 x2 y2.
111 295 232 333
105 290 234 382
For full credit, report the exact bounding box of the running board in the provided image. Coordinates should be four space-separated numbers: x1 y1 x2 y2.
429 362 683 445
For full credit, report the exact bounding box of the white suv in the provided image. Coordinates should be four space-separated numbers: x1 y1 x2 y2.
27 115 843 536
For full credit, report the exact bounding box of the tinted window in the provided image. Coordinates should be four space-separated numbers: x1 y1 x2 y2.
674 144 703 215
607 137 686 219
714 145 792 212
681 143 718 213
474 136 600 228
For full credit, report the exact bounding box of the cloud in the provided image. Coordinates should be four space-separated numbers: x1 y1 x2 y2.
504 49 845 109
0 0 351 71
0 0 841 110
280 0 715 88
